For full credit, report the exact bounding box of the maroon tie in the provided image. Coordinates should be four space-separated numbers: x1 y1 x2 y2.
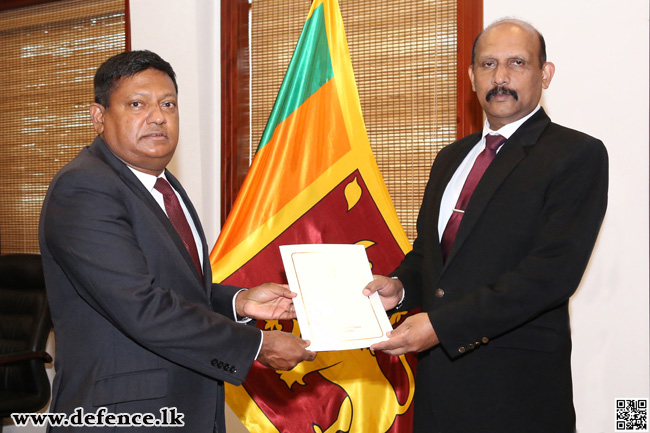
154 177 203 279
440 134 506 263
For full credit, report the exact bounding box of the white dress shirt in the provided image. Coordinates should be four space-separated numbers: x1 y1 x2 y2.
437 106 541 240
128 167 204 266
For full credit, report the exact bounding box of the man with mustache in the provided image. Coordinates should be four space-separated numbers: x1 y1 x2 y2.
39 50 315 432
365 19 608 433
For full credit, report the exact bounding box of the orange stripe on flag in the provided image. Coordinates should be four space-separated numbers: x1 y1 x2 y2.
211 78 349 273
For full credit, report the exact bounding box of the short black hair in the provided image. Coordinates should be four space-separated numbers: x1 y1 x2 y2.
94 50 178 107
471 19 547 69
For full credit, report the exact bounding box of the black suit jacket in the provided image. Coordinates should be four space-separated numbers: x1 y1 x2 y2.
39 136 261 432
393 108 608 433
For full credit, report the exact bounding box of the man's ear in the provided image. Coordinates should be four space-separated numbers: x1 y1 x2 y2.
467 65 477 92
90 103 106 134
541 62 555 90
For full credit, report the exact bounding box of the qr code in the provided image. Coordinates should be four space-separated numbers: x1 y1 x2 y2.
616 399 648 431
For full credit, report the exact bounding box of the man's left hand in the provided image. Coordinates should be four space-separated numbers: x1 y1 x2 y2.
236 283 297 320
370 312 439 356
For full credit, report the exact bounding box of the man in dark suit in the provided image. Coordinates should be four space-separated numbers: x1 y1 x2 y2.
364 19 608 433
39 50 315 432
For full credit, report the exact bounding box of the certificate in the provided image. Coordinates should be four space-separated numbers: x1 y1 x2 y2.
280 244 393 351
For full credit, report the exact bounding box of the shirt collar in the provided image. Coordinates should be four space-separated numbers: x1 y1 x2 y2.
127 166 167 193
482 105 541 140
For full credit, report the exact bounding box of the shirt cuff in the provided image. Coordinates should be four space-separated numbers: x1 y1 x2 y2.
232 288 252 323
232 289 263 359
391 276 406 309
256 330 263 360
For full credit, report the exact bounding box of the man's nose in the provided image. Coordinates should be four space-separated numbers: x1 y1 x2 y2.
147 105 166 124
492 63 509 86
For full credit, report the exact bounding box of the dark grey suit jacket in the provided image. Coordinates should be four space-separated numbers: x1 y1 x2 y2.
39 136 261 432
393 108 608 433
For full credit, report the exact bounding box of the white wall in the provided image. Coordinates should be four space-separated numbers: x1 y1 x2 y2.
128 2 243 429
129 0 222 246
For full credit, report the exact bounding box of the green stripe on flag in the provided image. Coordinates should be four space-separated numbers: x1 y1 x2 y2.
257 3 334 151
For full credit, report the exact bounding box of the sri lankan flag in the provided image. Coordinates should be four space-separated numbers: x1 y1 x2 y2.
210 0 417 431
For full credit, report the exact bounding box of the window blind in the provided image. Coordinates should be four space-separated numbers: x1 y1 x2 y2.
249 0 457 241
0 0 126 254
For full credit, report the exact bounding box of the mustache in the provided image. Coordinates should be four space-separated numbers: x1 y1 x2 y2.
486 86 518 101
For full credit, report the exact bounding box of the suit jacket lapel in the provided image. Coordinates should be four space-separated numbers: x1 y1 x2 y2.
90 136 162 213
427 132 482 266
165 170 212 291
444 108 551 266
89 137 208 289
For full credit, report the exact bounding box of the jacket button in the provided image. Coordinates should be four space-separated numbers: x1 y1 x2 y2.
435 288 445 298
224 363 231 371
211 359 219 366
229 366 237 373
482 337 489 344
458 346 466 354
468 343 475 350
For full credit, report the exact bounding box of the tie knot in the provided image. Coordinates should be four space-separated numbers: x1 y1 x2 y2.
485 134 506 151
154 177 174 197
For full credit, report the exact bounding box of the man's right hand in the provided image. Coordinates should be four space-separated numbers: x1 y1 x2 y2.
257 330 316 370
363 275 404 311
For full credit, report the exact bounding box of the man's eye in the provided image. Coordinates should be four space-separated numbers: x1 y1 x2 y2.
163 102 176 108
482 62 495 68
511 60 525 67
130 102 142 108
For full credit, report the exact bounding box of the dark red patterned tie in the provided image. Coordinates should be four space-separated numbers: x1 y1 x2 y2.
440 134 506 263
154 177 203 279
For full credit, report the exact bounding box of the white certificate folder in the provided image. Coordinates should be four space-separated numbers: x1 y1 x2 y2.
280 244 393 351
